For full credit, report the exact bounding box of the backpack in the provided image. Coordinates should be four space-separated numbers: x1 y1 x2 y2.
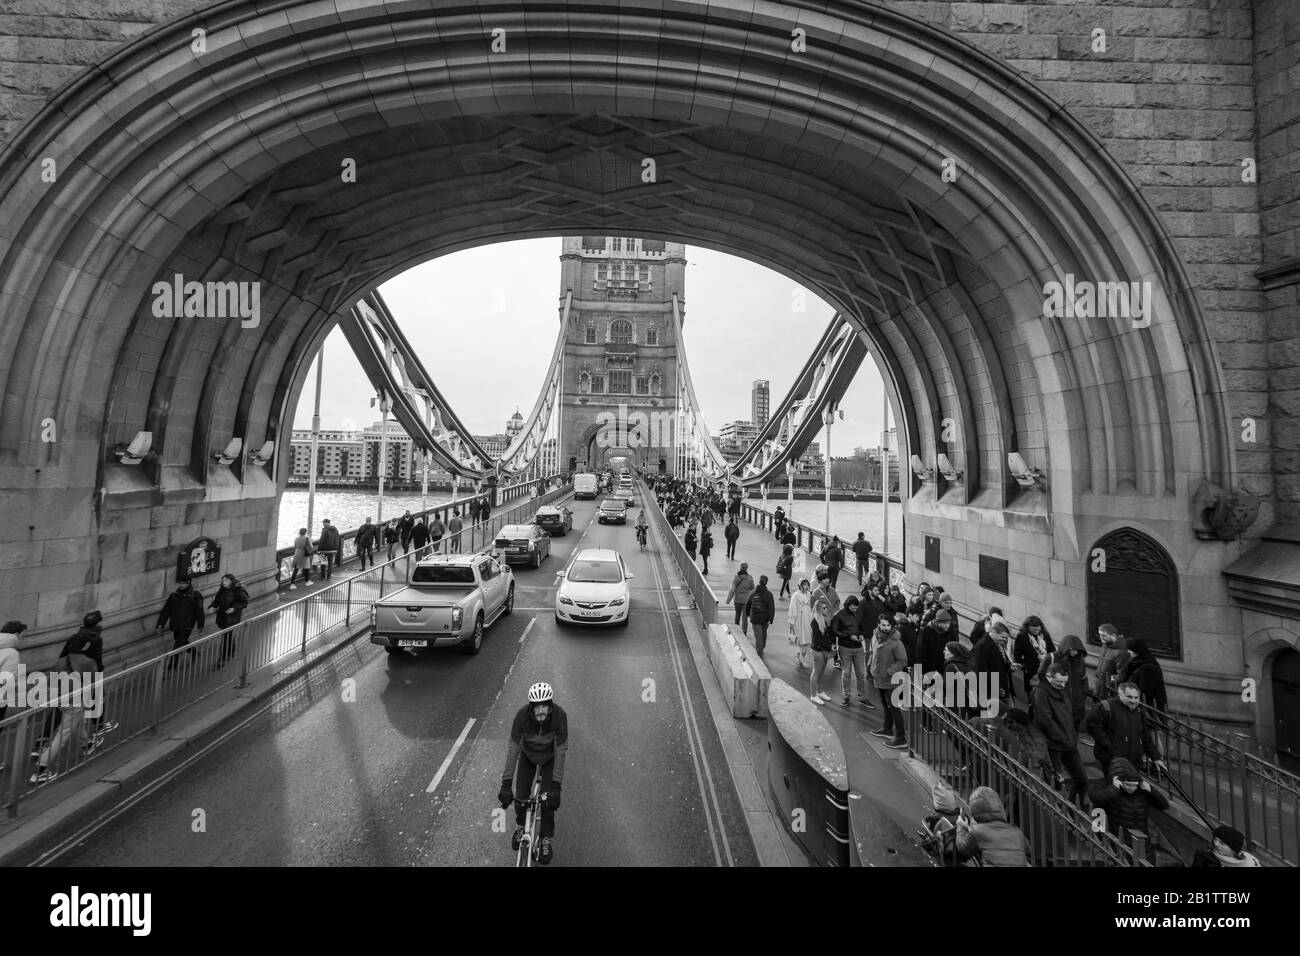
777 555 793 576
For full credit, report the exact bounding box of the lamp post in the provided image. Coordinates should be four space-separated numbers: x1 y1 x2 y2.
376 390 389 524
881 387 890 557
822 402 839 535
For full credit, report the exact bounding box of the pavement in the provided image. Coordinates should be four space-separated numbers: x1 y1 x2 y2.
6 495 774 867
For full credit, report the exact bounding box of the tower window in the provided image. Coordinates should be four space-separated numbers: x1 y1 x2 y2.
585 326 597 344
645 327 658 346
609 370 631 394
590 374 604 393
611 238 623 253
636 376 649 395
610 320 633 344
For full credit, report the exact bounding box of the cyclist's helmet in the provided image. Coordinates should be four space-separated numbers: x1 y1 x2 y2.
527 682 554 704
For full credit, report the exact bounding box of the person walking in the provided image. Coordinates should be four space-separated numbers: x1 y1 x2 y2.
0 621 26 722
1013 616 1054 703
725 563 756 636
411 518 430 557
699 526 713 575
684 524 698 561
398 511 415 554
1038 634 1088 732
868 613 907 743
155 579 205 671
318 519 341 580
820 535 844 589
828 596 872 710
1033 662 1090 808
355 517 377 570
1087 681 1166 777
1094 623 1130 701
447 508 464 553
210 574 249 668
723 518 740 560
851 532 873 585
289 527 314 588
429 512 445 554
788 579 813 668
383 521 400 561
1120 638 1168 713
776 544 794 599
1087 758 1170 861
29 649 98 784
747 576 776 659
808 578 837 705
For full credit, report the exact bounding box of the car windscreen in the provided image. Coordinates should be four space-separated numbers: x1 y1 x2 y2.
411 565 475 584
600 500 624 509
566 560 623 583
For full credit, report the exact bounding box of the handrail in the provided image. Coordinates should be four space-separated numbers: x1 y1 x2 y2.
641 480 718 626
0 484 572 820
735 499 904 587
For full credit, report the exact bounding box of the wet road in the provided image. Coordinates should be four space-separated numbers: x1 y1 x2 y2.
50 497 758 867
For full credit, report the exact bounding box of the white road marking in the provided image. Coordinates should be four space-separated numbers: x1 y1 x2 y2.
427 718 476 793
519 615 536 643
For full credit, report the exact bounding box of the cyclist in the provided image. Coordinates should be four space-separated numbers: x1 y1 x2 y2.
635 509 649 548
498 682 568 864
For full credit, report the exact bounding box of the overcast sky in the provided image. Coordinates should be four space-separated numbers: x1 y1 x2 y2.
292 237 891 455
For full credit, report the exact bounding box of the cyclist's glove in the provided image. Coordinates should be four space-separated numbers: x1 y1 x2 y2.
543 781 562 810
498 779 514 809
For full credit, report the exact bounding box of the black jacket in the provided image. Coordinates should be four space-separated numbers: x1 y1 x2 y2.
1032 681 1078 752
210 583 250 626
684 529 697 552
412 522 430 547
383 525 400 544
355 522 378 550
1122 643 1168 712
1087 698 1162 773
699 530 713 555
820 542 844 568
972 634 1013 706
1013 628 1055 678
917 623 949 675
502 703 569 784
1088 759 1169 834
319 525 341 553
157 588 205 631
59 625 104 671
724 523 740 542
828 607 863 650
397 515 415 541
748 585 776 626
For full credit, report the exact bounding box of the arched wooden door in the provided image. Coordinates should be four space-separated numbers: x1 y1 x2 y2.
1086 528 1182 658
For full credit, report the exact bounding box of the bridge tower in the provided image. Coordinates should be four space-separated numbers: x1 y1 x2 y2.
557 237 684 474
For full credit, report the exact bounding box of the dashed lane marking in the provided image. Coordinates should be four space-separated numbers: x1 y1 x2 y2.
427 718 476 793
519 615 536 644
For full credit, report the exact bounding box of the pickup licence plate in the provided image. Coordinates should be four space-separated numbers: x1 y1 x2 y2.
398 639 428 648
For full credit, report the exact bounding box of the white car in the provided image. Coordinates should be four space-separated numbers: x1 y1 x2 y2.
555 548 633 627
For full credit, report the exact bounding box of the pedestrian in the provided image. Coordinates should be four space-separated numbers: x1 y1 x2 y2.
59 611 105 671
0 621 26 722
972 620 1013 715
1038 633 1088 731
954 787 1031 867
412 517 430 557
155 579 205 671
209 574 250 668
700 505 713 531
318 519 341 580
1087 758 1170 860
398 511 415 554
808 569 840 703
820 535 844 589
355 517 377 570
773 506 786 540
851 532 873 585
1094 623 1130 701
868 614 907 742
725 563 756 635
724 518 740 560
776 544 794 599
684 525 698 561
826 596 871 710
894 610 919 667
858 580 889 630
1120 638 1168 713
1190 826 1261 867
29 649 99 784
780 525 797 549
747 575 776 658
429 512 445 554
699 526 713 574
447 508 464 553
1013 616 1054 703
884 583 907 615
1033 662 1090 807
1087 681 1166 777
943 642 979 720
289 527 314 588
968 606 1004 650
383 521 400 561
728 496 740 520
788 579 813 668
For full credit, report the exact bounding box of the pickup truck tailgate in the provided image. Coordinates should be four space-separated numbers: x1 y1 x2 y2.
374 603 457 633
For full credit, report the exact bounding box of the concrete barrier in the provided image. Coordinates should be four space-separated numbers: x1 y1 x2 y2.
766 677 855 866
705 623 771 719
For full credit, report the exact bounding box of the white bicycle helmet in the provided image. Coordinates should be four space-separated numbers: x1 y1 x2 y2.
527 682 554 703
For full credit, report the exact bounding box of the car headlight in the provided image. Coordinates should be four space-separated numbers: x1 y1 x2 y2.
609 597 625 606
559 595 574 606
451 607 463 628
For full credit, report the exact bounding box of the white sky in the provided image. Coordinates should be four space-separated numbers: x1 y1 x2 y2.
292 238 890 455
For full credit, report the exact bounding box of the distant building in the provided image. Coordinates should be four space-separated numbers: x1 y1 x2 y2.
752 380 770 429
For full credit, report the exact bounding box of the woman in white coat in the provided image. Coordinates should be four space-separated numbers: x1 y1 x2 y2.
787 578 814 668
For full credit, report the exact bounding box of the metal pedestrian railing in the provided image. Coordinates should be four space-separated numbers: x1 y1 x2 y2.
0 483 572 819
1145 703 1299 866
643 483 718 626
899 675 1150 866
737 500 904 587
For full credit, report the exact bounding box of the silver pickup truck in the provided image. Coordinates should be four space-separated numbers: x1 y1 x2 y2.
369 552 515 656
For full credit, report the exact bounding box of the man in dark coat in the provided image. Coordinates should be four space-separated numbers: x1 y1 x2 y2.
398 511 415 554
355 517 378 570
972 624 1013 716
1033 663 1089 807
411 518 430 556
820 536 844 589
1087 681 1166 776
723 518 740 560
747 575 776 658
851 532 873 585
156 580 205 671
1121 638 1168 713
1088 757 1170 860
699 527 714 574
210 574 250 667
1038 633 1088 730
59 610 105 671
318 519 342 580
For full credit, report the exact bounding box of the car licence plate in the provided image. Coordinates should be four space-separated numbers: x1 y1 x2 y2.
398 639 428 647
579 610 601 617
511 548 526 553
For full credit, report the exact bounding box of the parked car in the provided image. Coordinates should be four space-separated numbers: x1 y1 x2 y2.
534 505 573 536
555 548 633 627
597 498 628 524
494 523 552 568
369 552 513 656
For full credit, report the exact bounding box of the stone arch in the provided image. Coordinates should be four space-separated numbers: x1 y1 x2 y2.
1242 627 1300 767
1086 527 1182 659
0 0 1236 671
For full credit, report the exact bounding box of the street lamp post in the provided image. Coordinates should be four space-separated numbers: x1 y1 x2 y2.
376 391 389 524
822 402 839 535
306 347 324 534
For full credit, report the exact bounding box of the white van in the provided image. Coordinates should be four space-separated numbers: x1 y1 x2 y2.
574 473 599 500
617 475 635 505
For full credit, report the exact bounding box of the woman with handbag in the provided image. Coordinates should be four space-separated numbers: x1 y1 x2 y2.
289 527 314 589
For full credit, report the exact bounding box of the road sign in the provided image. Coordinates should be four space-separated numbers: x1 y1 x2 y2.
178 537 221 580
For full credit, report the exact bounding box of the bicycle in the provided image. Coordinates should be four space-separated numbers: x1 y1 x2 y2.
636 525 647 552
514 766 545 867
